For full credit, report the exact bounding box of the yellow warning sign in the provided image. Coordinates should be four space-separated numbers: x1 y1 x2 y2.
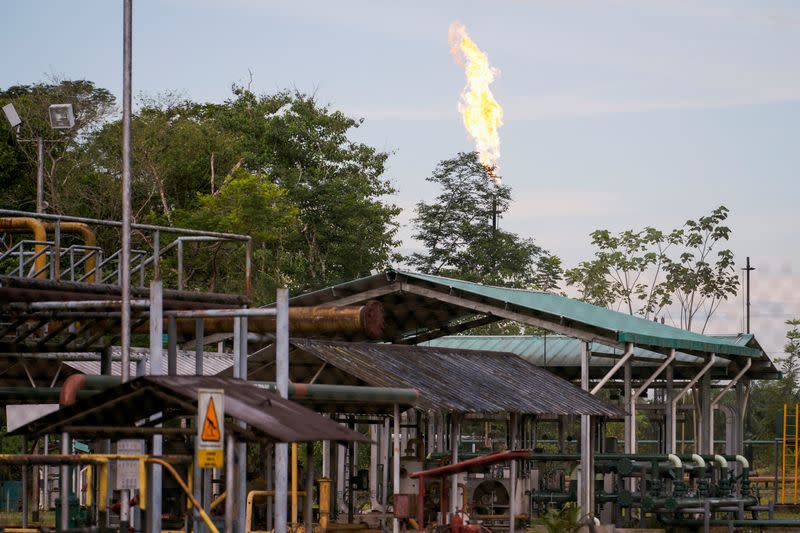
198 449 224 468
201 397 221 442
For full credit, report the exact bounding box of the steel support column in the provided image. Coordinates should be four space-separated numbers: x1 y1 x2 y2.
700 371 712 454
631 349 676 453
450 413 461 519
579 341 594 517
665 365 675 454
393 404 401 533
275 289 289 533
148 280 163 533
710 359 751 455
623 360 632 454
736 379 748 456
509 412 518 533
671 354 716 453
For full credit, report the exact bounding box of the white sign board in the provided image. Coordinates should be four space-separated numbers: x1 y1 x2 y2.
116 439 144 490
6 404 59 433
197 389 224 468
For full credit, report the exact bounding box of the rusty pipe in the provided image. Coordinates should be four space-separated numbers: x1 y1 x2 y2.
135 301 385 339
0 217 47 278
59 374 86 406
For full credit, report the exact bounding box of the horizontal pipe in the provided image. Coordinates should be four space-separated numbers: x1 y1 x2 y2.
143 301 385 339
0 209 250 241
258 382 419 404
9 299 150 311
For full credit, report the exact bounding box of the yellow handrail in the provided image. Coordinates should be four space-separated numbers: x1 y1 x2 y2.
146 457 219 533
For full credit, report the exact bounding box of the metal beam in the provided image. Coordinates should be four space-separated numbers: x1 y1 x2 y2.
590 342 634 394
401 283 624 350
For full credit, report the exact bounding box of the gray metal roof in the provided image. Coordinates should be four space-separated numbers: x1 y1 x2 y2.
222 339 623 417
12 375 368 443
64 346 233 378
425 334 778 381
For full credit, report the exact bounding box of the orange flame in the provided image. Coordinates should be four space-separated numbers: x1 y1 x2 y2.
449 21 504 184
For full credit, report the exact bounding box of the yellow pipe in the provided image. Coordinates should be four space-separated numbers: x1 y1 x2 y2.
292 442 298 524
138 459 147 511
146 457 218 533
793 404 800 505
187 465 193 510
0 217 47 278
99 462 108 512
318 478 331 530
211 491 226 511
86 465 93 507
783 403 788 504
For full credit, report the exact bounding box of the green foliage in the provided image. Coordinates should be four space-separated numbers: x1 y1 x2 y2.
565 206 739 331
1 80 401 301
408 152 562 290
540 504 586 533
173 169 301 301
0 79 116 213
750 319 800 465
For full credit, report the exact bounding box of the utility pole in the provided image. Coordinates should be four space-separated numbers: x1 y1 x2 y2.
36 137 44 213
743 257 755 334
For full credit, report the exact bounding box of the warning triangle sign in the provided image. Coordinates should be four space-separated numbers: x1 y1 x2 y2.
201 398 221 441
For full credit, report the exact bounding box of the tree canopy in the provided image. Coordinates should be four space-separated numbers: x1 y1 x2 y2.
407 151 562 291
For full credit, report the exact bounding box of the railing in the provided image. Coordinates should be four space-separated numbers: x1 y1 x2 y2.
0 210 252 297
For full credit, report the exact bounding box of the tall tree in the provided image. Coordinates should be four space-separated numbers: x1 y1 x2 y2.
408 151 562 290
565 206 739 332
0 80 115 212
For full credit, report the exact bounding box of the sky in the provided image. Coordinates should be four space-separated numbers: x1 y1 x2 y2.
3 0 800 355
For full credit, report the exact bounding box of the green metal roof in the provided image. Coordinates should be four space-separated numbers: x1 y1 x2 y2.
398 270 762 358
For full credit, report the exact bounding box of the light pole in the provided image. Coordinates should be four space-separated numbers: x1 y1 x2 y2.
2 102 75 213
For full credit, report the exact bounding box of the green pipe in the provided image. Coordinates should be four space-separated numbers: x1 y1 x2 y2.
257 382 420 404
0 388 96 402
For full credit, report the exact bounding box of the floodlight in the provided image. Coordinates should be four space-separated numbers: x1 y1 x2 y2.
2 103 21 128
48 103 75 129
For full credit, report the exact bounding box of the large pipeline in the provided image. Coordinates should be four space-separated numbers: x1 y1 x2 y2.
0 217 47 278
135 301 386 339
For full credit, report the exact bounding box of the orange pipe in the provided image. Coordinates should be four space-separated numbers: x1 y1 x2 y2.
0 217 47 278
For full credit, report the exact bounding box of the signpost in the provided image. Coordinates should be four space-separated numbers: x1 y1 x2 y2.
197 389 224 468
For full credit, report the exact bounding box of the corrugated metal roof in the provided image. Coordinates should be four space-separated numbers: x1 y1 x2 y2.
277 339 623 417
400 271 760 357
65 346 233 378
13 375 368 443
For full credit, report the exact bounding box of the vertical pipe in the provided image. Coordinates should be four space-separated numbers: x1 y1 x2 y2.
43 435 49 514
666 365 675 454
347 423 354 523
381 418 389 519
237 315 248 530
701 372 712 454
36 137 44 214
304 443 314 533
782 403 787 504
265 444 274 532
292 443 299 525
579 341 593 517
392 404 400 533
275 288 289 533
53 220 61 281
149 280 163 533
509 413 517 533
624 359 632 454
167 316 177 376
225 433 235 533
795 403 799 504
152 230 160 280
193 318 204 533
60 432 70 531
120 3 134 528
177 239 184 290
21 436 28 528
369 425 380 510
450 414 460 518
